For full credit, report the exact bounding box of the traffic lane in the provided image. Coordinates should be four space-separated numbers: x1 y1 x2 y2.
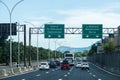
89 63 120 80
1 67 59 80
64 67 96 80
33 67 73 80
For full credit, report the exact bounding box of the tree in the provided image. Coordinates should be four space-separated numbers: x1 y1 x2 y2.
82 50 89 57
88 44 97 56
74 52 82 57
103 40 115 53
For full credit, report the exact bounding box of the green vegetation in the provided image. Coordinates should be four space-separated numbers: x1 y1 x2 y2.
103 40 115 53
74 52 82 57
88 44 97 56
0 36 62 65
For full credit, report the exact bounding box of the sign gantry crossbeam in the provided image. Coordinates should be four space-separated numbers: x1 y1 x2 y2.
17 24 25 32
30 27 118 34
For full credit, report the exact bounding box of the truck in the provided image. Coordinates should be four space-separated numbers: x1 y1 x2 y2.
64 53 74 66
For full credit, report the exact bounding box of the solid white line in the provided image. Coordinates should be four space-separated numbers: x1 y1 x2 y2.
92 63 120 77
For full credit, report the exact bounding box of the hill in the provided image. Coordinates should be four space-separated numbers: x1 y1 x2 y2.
56 46 91 53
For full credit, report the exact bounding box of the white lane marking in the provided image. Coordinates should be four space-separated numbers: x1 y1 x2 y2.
52 69 55 71
64 74 67 77
69 67 73 72
98 79 102 80
58 79 62 80
36 74 40 76
21 79 26 80
67 72 70 75
89 73 92 75
46 72 49 74
91 63 120 77
92 75 96 77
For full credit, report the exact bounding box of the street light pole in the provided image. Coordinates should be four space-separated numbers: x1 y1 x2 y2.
37 29 39 67
54 39 57 59
48 39 50 60
0 0 24 68
24 21 39 66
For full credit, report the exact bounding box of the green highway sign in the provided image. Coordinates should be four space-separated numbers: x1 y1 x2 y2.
44 24 64 38
82 24 103 39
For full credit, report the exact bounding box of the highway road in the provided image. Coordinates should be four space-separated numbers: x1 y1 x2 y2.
1 63 120 80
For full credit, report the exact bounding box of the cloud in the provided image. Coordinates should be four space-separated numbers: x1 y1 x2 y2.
102 2 120 12
56 9 120 28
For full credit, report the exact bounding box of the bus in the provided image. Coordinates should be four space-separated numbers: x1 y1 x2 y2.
64 53 74 66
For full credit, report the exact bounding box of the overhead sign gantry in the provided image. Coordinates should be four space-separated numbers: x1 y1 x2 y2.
82 24 103 38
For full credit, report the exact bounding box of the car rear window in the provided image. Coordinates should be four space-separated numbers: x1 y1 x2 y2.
62 60 69 64
41 63 47 65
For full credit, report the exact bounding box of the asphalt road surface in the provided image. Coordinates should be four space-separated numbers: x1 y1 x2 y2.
1 63 120 80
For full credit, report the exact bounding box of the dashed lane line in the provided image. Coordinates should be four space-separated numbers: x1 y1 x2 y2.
69 67 74 72
92 74 96 77
46 72 49 74
64 74 67 77
67 72 70 75
36 74 40 76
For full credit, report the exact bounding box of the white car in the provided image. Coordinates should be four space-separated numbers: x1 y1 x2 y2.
39 62 50 70
81 60 89 70
75 62 82 68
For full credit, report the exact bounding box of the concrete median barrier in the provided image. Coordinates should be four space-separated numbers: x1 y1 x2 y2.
0 69 8 77
33 66 39 70
13 67 22 74
7 68 15 75
26 66 33 71
21 67 28 72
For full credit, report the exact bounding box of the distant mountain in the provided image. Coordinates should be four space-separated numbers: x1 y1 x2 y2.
56 46 91 53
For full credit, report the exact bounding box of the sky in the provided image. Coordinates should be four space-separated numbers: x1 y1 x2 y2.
0 0 120 50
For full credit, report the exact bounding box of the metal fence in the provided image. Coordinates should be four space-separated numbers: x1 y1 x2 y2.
88 51 120 74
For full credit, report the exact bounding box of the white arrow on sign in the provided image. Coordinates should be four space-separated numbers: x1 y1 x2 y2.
48 35 51 38
96 35 99 38
86 35 89 38
58 35 61 38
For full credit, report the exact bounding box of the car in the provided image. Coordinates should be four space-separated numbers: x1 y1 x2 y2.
55 60 60 66
81 60 89 70
75 61 82 68
39 62 50 70
75 59 82 68
49 60 57 68
61 59 70 70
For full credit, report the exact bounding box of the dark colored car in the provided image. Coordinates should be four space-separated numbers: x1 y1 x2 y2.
61 59 70 70
49 61 57 68
55 60 60 66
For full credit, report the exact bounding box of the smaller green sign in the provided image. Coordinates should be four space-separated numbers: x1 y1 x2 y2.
44 24 64 38
82 24 103 39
